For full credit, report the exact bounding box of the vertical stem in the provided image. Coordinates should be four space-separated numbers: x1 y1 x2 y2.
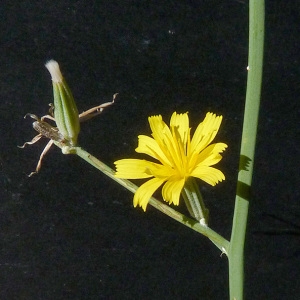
228 1 264 299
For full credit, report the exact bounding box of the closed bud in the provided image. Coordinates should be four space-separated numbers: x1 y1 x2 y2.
45 60 80 146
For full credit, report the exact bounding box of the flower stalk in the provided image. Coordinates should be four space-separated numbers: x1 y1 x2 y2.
54 142 230 252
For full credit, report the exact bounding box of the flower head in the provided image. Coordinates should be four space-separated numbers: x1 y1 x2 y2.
114 112 227 211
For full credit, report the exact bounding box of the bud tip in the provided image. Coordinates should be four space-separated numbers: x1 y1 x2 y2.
45 60 63 82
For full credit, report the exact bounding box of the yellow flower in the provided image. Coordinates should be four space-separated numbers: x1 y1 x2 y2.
114 112 227 211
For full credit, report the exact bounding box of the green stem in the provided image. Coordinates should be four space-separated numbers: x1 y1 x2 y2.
228 1 264 299
56 142 230 252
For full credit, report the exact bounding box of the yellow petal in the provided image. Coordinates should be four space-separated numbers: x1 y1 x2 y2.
169 112 190 167
150 164 176 178
114 159 156 179
148 115 171 145
134 177 166 211
114 158 174 179
135 135 172 166
195 143 228 166
162 178 185 206
148 115 181 167
170 112 189 146
190 112 222 155
190 165 225 186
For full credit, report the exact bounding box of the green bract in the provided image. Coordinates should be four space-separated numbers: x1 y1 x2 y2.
45 60 80 146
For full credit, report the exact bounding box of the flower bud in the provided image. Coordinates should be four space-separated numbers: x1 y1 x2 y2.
45 60 80 146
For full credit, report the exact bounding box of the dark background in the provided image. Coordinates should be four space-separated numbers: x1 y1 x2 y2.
1 1 299 299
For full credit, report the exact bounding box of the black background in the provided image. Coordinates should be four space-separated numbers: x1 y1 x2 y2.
1 1 300 299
